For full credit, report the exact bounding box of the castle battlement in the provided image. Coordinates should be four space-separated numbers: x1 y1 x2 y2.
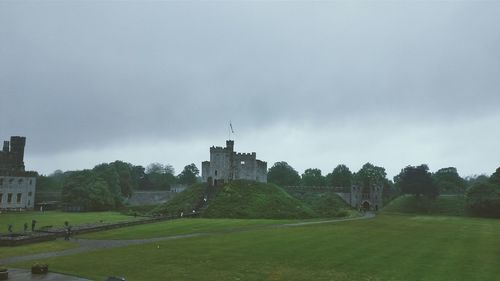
235 152 256 157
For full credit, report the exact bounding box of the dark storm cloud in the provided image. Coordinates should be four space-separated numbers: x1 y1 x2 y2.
1 1 499 176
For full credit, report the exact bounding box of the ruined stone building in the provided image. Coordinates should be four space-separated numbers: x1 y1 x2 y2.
0 136 37 210
202 140 267 186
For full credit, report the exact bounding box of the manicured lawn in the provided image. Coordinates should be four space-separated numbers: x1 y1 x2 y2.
80 218 296 240
9 214 500 281
0 240 78 259
0 211 134 233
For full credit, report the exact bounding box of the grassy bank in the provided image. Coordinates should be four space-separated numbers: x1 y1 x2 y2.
382 195 467 216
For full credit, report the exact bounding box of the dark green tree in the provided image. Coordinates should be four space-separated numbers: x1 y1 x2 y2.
301 168 326 186
267 162 301 187
61 170 115 211
145 163 176 190
355 163 387 188
396 164 438 199
177 163 200 185
491 167 500 186
326 164 352 188
93 163 124 206
466 182 500 217
432 167 466 194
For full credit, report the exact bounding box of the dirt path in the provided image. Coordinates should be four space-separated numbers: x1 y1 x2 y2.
0 213 375 265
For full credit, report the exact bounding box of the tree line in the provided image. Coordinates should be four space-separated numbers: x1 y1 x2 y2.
267 162 500 218
37 161 200 211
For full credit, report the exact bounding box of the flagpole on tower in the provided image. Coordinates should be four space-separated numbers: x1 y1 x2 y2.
229 121 235 140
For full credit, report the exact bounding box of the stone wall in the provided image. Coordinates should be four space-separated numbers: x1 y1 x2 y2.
125 191 177 206
234 153 257 180
256 160 267 182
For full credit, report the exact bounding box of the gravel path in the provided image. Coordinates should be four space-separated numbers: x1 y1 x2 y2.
0 213 375 265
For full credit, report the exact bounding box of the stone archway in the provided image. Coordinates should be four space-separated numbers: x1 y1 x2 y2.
362 201 370 211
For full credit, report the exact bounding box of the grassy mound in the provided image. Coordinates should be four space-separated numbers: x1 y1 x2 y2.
203 180 315 219
382 195 466 216
153 183 206 216
285 188 351 217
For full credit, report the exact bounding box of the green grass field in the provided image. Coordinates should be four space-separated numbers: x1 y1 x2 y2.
0 211 134 233
383 195 467 216
79 218 296 240
0 240 78 260
8 214 500 281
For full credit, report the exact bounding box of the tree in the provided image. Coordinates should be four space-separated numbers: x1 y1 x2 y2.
61 170 115 211
396 164 438 199
491 167 500 186
177 163 200 185
354 163 387 188
326 164 352 188
267 162 301 187
432 167 466 194
93 163 124 206
466 182 500 217
145 163 176 190
146 163 174 175
301 168 326 186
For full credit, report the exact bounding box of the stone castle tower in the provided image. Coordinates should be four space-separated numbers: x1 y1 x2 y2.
202 140 267 186
0 136 37 210
0 136 26 172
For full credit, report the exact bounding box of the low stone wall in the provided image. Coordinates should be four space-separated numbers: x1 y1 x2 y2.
0 232 56 246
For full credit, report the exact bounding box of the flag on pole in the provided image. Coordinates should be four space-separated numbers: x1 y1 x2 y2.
230 122 235 134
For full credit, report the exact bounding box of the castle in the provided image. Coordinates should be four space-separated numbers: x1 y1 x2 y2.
0 136 37 210
202 140 267 186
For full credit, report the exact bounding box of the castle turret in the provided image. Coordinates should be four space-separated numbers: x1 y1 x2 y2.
9 136 26 171
226 140 234 153
2 141 9 153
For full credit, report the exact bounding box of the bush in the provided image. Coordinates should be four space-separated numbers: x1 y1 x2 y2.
31 262 49 274
466 182 500 218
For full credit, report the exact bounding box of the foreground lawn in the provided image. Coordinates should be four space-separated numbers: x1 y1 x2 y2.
9 214 500 281
0 240 78 260
0 211 134 233
80 218 296 240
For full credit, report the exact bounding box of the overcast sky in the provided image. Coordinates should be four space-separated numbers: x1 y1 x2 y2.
1 1 499 178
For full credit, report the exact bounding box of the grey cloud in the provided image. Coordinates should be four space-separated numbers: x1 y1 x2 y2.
1 1 499 177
